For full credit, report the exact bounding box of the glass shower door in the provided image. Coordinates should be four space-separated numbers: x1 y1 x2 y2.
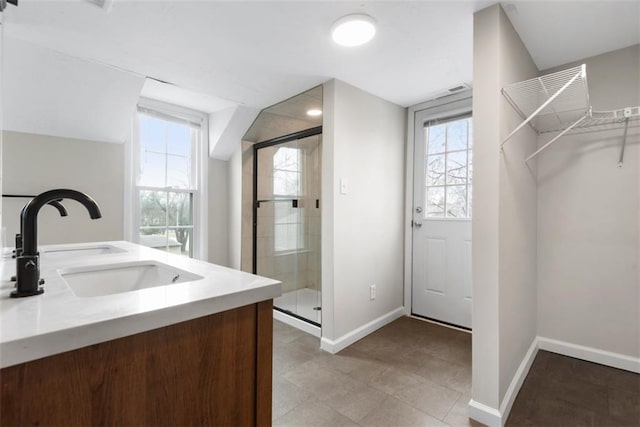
255 135 321 325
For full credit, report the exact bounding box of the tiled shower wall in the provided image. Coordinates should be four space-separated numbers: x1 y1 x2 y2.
240 136 321 296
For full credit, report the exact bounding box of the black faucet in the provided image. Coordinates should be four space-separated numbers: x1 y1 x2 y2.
11 189 102 298
13 199 67 258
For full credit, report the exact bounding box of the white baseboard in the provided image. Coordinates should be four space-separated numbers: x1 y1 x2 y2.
468 336 640 427
273 310 321 337
320 307 405 354
468 337 538 427
537 336 640 373
498 338 539 423
468 400 502 427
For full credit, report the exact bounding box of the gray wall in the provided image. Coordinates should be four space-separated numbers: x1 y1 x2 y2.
537 45 640 358
208 158 229 266
2 131 124 245
322 79 406 342
2 131 232 266
472 4 539 411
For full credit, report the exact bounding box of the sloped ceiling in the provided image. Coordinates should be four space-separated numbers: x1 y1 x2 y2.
3 37 145 143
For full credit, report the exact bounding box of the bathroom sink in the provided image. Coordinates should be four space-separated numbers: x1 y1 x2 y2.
42 244 126 261
59 261 204 297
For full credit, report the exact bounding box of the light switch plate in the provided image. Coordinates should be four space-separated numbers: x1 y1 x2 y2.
340 179 348 195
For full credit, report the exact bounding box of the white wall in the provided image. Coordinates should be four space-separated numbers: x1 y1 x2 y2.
2 131 124 245
322 79 406 343
537 45 640 358
472 3 539 415
497 6 539 402
207 158 229 267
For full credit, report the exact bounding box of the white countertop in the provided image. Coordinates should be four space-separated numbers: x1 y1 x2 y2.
0 241 281 368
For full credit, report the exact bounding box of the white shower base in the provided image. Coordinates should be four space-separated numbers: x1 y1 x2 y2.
274 287 321 325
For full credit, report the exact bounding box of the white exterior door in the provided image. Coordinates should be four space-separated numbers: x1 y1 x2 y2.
411 99 473 329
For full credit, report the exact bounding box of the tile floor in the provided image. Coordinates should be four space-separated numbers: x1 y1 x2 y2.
272 316 478 426
272 316 640 426
506 350 640 426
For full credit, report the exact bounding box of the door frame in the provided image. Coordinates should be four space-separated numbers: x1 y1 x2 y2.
404 90 473 315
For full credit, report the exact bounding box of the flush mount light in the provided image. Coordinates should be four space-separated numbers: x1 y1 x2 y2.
307 109 323 117
331 14 376 47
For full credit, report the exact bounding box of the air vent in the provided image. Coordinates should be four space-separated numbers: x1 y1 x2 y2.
432 83 472 100
85 0 114 12
448 84 469 93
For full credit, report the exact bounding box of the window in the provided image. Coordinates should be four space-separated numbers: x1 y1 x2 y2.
131 101 206 258
273 147 304 252
424 116 473 218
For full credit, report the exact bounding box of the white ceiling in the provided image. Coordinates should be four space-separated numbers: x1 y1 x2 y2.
503 1 640 71
2 0 638 144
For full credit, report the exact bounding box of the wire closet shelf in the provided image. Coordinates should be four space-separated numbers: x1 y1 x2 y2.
501 64 639 166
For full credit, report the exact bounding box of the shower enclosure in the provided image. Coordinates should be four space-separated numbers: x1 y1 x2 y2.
253 127 322 326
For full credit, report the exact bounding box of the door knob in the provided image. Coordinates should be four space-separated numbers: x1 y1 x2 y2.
413 221 422 228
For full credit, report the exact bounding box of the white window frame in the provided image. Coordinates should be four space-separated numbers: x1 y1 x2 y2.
124 97 208 261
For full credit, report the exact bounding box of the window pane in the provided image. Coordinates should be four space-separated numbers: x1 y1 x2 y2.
167 192 193 226
284 171 300 196
139 152 166 187
139 190 167 227
273 171 287 196
467 185 473 218
447 120 468 151
167 155 192 189
468 149 474 185
446 151 467 185
426 154 445 186
426 124 446 154
446 186 467 218
139 114 165 153
426 187 445 217
274 147 300 171
167 122 191 156
274 224 291 252
468 119 473 147
171 228 192 256
275 202 300 224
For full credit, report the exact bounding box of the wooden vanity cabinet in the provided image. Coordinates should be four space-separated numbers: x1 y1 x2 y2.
1 300 273 426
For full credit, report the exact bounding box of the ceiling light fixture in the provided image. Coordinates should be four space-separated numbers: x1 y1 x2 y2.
331 14 376 47
307 109 323 117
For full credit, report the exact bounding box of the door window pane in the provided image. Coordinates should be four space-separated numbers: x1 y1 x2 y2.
424 116 472 218
447 120 468 151
446 186 467 218
426 187 445 217
446 151 467 185
426 154 445 186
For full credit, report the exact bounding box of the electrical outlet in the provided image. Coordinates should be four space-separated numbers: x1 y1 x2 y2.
370 284 376 300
